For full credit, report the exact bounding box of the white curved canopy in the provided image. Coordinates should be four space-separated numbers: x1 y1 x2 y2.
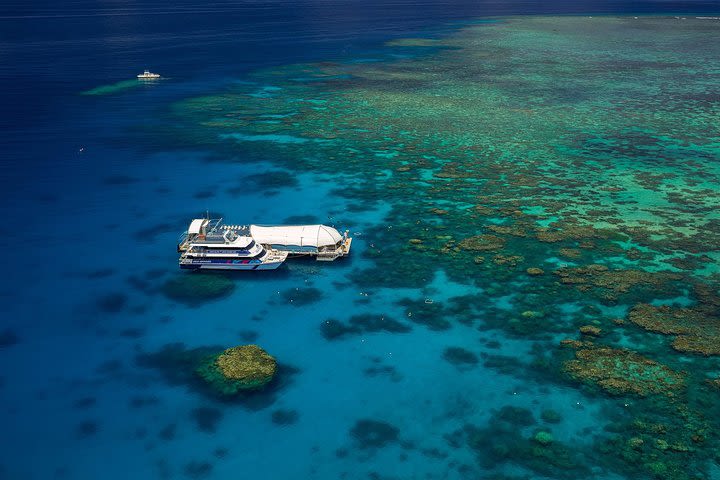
250 225 342 248
188 218 208 234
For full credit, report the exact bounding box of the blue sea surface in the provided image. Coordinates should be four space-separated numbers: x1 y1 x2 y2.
1 1 719 479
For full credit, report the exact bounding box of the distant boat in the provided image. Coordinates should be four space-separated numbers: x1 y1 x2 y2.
137 70 160 79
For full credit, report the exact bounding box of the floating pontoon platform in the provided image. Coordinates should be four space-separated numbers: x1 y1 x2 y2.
249 224 352 261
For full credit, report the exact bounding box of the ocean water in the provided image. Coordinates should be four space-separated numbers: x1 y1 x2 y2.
2 2 720 480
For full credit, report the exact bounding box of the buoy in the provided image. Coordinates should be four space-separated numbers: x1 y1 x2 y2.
424 298 433 304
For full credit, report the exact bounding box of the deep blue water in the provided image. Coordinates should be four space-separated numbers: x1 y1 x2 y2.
1 1 720 480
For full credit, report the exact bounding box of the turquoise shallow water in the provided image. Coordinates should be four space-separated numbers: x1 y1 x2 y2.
2 5 720 480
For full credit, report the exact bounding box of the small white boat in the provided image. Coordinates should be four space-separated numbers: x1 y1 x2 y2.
137 70 160 80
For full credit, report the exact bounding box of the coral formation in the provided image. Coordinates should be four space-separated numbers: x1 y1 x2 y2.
191 406 223 433
540 409 562 424
457 234 505 252
196 345 277 395
579 325 602 336
554 265 681 297
271 409 299 425
442 347 479 368
161 274 235 307
533 430 554 446
320 314 411 340
562 341 686 397
460 406 589 479
628 304 720 356
495 406 536 427
280 287 323 306
396 297 451 331
0 329 19 348
349 419 399 449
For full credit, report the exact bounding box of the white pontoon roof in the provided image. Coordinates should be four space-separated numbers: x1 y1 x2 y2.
188 219 207 234
250 225 342 248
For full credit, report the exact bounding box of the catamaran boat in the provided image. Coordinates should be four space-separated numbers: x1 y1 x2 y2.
137 70 160 79
177 218 288 270
177 218 352 271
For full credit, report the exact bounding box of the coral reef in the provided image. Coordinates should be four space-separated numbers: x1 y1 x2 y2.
457 234 505 252
320 313 411 340
540 409 562 424
494 406 536 427
183 461 213 479
350 419 399 449
95 292 128 313
628 304 720 356
161 274 235 307
579 325 602 336
76 420 99 438
396 297 451 331
280 287 323 306
562 341 686 397
442 347 479 369
460 407 589 479
0 329 19 348
191 406 223 433
533 430 554 446
197 345 277 395
553 265 681 298
135 342 225 387
271 409 299 425
146 15 720 478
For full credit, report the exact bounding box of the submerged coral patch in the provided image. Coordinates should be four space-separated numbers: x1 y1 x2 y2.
350 419 400 449
460 406 589 479
95 292 128 313
183 460 213 479
161 274 235 307
553 265 682 299
442 347 479 369
76 420 99 438
494 405 536 427
280 287 323 306
628 303 720 356
271 409 299 425
135 342 225 387
191 406 223 433
0 329 19 348
320 313 411 340
562 341 686 397
457 234 506 252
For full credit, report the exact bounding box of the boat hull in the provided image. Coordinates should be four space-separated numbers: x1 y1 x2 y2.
181 261 284 271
